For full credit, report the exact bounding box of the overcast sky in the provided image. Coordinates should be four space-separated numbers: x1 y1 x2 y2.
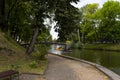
72 0 107 8
50 0 120 40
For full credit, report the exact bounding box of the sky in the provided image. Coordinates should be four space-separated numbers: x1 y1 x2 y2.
72 0 107 8
50 0 120 40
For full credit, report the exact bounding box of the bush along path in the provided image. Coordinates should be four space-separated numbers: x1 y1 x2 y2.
45 54 110 80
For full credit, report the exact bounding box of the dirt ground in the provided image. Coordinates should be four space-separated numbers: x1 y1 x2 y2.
45 54 110 80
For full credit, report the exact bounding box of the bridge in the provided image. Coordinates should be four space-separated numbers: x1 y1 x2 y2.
21 42 68 51
36 42 66 45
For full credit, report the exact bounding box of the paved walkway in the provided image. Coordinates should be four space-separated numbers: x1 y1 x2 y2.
20 74 45 80
45 54 110 80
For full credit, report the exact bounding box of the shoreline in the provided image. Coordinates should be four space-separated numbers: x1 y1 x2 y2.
83 48 120 52
83 43 120 52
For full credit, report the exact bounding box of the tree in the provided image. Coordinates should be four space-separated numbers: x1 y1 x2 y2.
79 3 99 43
0 0 80 54
0 0 5 30
54 0 80 41
27 0 80 53
99 1 120 43
26 0 48 54
8 1 33 42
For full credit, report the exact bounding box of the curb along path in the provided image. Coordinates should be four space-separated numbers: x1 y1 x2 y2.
45 54 110 80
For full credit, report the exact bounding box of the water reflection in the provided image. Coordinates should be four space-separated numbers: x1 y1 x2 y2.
63 49 120 75
48 45 63 55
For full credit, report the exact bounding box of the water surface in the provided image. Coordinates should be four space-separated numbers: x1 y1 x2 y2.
62 49 120 75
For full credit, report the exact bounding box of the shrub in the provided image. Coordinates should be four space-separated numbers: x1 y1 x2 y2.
76 41 83 49
31 45 47 60
11 64 20 70
70 41 76 49
29 61 38 68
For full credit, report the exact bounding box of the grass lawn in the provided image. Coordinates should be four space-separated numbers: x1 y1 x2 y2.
0 52 48 74
0 31 48 74
84 43 120 51
18 59 48 74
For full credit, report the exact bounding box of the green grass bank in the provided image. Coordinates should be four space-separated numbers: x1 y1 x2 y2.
0 30 47 74
84 43 120 51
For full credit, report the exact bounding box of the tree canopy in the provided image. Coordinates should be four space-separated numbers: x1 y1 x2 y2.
1 0 120 54
76 0 120 43
0 0 80 54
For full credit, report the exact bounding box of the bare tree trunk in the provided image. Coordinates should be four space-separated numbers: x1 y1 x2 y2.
26 26 39 54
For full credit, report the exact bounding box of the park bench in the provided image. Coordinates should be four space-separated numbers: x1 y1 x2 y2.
0 70 19 80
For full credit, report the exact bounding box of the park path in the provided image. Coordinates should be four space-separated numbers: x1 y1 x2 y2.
45 54 110 80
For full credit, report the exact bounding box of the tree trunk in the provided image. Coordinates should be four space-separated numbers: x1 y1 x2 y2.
0 0 5 15
6 0 18 23
6 0 18 33
82 28 84 43
0 0 5 30
77 28 81 42
26 26 39 54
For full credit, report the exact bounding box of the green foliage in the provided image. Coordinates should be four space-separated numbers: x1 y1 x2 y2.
0 0 34 42
73 1 120 43
11 64 21 70
70 41 76 49
31 51 41 60
31 45 47 60
79 3 99 43
0 29 47 74
84 43 120 51
76 41 83 49
98 1 120 42
3 0 120 53
1 0 81 54
54 0 80 41
29 61 38 68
